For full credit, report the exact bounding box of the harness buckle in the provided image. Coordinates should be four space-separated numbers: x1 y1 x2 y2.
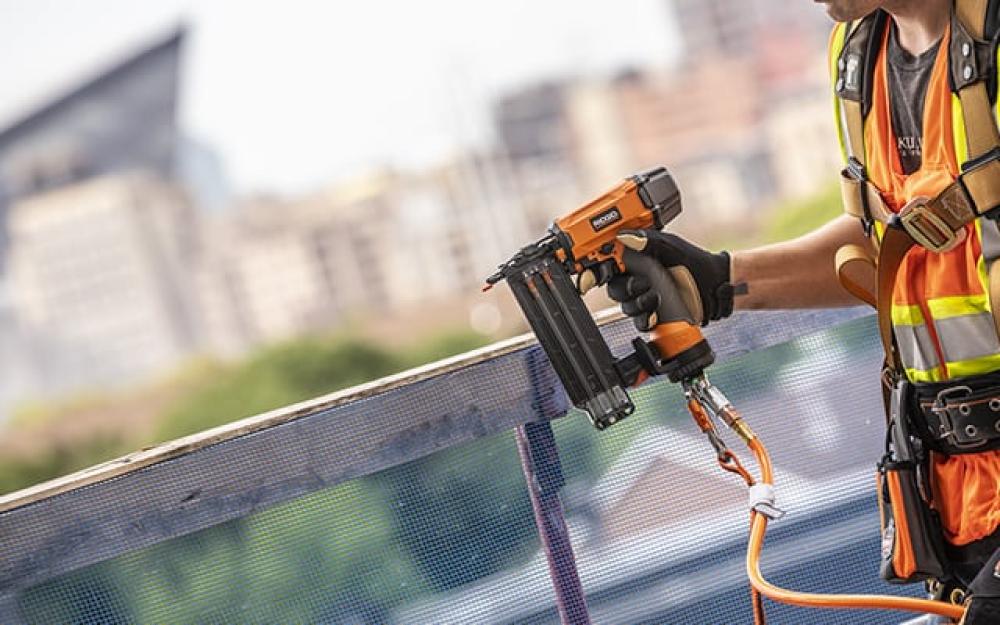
931 386 972 439
897 198 960 253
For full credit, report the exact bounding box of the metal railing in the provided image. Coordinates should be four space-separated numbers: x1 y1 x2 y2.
0 307 890 625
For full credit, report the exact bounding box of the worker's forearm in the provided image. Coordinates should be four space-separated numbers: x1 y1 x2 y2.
731 215 871 310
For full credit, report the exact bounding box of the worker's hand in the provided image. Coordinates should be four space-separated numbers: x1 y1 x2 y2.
604 229 733 329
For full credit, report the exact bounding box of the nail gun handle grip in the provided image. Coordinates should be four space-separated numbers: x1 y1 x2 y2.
622 248 705 361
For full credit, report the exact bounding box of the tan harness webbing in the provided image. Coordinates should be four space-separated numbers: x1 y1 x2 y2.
834 244 877 307
842 98 867 168
876 228 914 376
835 0 1000 377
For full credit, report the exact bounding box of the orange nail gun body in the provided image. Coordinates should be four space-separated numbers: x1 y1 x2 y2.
486 167 714 429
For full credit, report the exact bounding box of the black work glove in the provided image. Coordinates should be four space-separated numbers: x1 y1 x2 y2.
962 550 1000 624
601 229 735 330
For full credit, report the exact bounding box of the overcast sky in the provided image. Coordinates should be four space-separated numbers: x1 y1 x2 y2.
0 0 679 194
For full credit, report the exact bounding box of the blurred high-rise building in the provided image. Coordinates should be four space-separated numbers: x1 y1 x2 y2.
0 30 184 263
0 29 213 412
195 179 403 353
7 174 199 391
670 0 757 58
492 83 585 233
667 0 831 61
195 159 532 355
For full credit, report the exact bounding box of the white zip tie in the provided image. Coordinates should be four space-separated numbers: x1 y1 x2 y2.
749 483 786 520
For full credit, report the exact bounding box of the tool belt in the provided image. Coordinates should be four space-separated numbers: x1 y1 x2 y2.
878 381 950 584
910 372 1000 454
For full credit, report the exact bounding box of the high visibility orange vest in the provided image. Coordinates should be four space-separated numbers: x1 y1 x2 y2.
830 16 1000 546
866 27 1000 385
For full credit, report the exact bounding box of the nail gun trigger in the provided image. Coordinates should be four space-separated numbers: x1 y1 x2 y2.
594 260 618 286
577 259 616 291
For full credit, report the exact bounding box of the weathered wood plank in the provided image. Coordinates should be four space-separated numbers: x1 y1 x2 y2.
0 344 565 595
0 307 872 595
0 327 543 514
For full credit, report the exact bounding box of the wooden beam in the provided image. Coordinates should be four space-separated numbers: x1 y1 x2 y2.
0 325 549 515
0 308 871 595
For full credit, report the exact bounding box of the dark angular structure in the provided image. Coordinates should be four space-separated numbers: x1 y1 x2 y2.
0 28 183 262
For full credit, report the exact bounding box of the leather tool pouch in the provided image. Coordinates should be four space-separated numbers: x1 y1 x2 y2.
877 381 949 584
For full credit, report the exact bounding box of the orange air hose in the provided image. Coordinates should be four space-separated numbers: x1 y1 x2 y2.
742 436 967 622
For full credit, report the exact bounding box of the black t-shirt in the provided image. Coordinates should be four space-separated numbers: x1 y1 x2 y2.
887 23 942 174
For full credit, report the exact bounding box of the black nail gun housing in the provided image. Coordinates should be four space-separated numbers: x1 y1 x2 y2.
507 255 634 430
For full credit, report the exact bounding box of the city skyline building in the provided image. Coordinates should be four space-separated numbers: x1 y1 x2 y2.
6 174 200 392
668 0 831 61
0 10 841 419
0 29 184 262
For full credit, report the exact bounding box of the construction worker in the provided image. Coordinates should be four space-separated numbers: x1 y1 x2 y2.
608 1 1000 623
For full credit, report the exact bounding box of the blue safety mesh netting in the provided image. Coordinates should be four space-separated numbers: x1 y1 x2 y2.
14 314 929 624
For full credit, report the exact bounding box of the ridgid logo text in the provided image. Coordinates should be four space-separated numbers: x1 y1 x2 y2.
590 207 622 232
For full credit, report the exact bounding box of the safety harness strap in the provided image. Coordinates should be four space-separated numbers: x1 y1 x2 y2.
877 228 913 374
838 165 891 224
837 2 1000 250
955 0 1000 148
836 12 888 238
835 0 1000 378
842 99 867 169
834 243 877 307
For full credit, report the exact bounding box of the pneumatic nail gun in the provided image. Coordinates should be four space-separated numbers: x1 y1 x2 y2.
484 168 969 625
484 166 717 430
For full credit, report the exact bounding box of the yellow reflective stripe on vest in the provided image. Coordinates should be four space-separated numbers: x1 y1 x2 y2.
926 294 990 318
831 22 850 163
948 354 1000 378
977 219 990 293
928 294 1000 375
891 304 925 326
953 94 970 167
996 39 1000 135
891 294 1000 380
906 367 945 383
901 355 1000 383
891 301 941 381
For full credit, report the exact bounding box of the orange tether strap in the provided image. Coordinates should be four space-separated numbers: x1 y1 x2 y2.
743 435 966 622
684 400 968 623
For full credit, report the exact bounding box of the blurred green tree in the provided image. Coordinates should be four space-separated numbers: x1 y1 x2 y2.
156 337 403 441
